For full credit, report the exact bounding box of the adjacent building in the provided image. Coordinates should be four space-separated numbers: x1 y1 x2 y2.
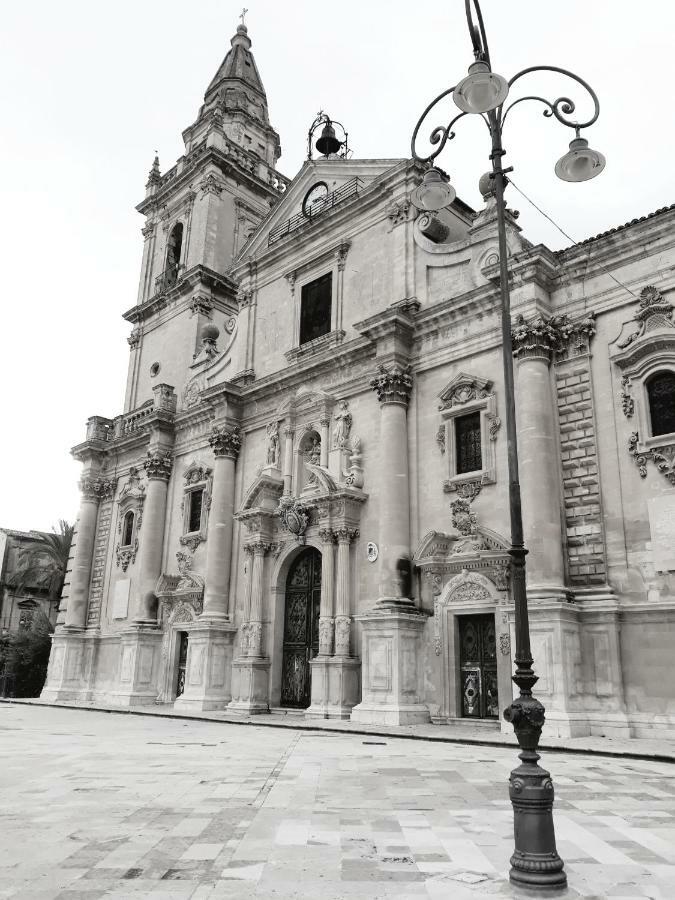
41 22 675 740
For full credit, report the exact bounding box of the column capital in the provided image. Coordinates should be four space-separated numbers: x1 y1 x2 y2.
319 527 335 545
512 311 596 362
370 364 413 406
144 450 173 481
335 526 359 544
511 314 556 362
209 424 241 459
79 476 117 502
249 541 271 557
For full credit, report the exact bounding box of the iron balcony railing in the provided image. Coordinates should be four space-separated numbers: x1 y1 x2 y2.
268 177 363 246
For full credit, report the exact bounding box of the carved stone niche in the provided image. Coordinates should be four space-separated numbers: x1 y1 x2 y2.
611 285 675 484
437 372 501 496
412 527 511 656
115 467 146 573
179 460 212 551
235 469 285 544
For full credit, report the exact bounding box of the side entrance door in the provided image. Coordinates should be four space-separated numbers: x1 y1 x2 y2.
459 613 498 719
280 548 321 709
175 632 189 698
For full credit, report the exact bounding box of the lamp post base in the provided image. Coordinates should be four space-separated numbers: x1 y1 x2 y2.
504 692 567 891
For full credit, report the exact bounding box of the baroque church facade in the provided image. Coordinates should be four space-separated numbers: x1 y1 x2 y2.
42 23 675 740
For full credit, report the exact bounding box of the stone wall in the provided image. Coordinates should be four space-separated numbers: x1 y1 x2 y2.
87 498 114 627
556 354 607 586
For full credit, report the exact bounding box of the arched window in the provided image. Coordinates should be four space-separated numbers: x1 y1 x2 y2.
166 222 183 287
647 371 675 436
122 511 135 547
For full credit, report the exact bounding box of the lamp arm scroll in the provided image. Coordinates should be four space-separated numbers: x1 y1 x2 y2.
502 65 600 132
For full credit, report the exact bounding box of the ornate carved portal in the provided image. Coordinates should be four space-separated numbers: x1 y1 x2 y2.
459 614 498 719
280 548 321 709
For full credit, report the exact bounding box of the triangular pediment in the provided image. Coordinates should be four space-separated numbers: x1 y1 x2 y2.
237 157 405 262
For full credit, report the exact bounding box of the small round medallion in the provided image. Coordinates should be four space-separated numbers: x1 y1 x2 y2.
366 542 378 563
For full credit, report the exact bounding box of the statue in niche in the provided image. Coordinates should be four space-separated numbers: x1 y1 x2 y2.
332 400 352 449
305 436 321 488
266 421 280 467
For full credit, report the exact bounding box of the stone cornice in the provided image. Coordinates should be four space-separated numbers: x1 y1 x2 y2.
136 144 286 216
123 264 237 324
482 245 559 292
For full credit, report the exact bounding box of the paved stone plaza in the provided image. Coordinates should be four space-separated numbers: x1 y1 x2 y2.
1 705 674 899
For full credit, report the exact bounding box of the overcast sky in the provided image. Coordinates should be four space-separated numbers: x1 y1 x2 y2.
0 0 671 532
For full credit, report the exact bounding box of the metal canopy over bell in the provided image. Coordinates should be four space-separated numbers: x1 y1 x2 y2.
315 122 342 156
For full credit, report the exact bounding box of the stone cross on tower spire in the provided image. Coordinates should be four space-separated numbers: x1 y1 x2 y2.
239 7 248 26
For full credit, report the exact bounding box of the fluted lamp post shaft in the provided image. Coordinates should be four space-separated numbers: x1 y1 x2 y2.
410 0 606 890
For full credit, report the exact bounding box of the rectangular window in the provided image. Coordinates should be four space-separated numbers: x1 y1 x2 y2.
300 273 332 345
455 412 482 474
188 489 203 533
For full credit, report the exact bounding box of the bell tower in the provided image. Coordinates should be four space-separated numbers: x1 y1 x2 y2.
125 20 289 412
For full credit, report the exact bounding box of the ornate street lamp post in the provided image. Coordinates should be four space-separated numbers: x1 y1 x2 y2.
410 1 605 891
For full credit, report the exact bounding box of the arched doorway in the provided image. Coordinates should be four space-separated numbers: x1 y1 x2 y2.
280 547 321 709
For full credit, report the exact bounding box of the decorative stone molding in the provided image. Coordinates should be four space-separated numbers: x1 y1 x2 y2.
438 372 499 492
344 437 364 489
386 198 412 228
179 459 212 550
208 424 241 459
617 285 674 349
199 173 224 196
439 374 492 410
451 498 477 537
189 296 215 317
334 616 351 655
127 327 141 348
277 496 311 540
237 289 253 310
499 633 511 655
144 450 173 481
620 375 635 418
116 544 137 573
80 477 117 502
334 526 360 544
152 383 177 413
115 467 145 572
336 240 351 272
370 363 413 406
445 479 483 501
512 311 596 361
629 431 675 484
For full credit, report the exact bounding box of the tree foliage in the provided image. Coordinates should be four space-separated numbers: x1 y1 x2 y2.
9 520 74 601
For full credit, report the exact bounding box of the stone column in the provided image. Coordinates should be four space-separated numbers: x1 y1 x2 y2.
228 541 270 714
512 322 566 598
64 478 104 629
133 450 172 624
282 425 294 495
320 417 330 468
317 529 335 656
201 425 241 620
247 542 269 657
239 544 254 656
350 363 429 726
334 527 358 656
370 365 414 604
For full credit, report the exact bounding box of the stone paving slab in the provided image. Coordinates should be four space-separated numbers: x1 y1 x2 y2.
4 698 674 763
1 705 675 899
